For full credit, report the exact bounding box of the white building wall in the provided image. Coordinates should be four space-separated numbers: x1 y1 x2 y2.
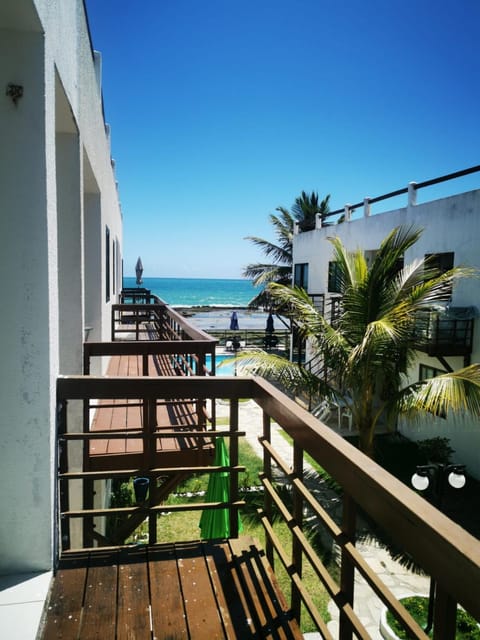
0 0 123 574
293 188 480 478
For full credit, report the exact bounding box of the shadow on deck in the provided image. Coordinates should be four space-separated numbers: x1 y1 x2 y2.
39 538 301 640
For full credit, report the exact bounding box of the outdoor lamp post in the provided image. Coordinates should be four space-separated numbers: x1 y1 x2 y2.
411 463 466 633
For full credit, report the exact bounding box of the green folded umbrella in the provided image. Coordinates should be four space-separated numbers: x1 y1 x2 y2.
199 437 243 539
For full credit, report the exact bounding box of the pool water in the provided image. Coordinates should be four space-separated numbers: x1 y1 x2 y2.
205 354 236 376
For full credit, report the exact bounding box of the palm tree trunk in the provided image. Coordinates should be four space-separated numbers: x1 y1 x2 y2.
357 422 376 458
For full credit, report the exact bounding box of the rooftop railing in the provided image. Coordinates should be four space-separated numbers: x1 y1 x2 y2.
56 375 480 639
294 164 480 231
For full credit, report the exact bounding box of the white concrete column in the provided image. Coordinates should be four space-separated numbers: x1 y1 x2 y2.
344 204 352 221
56 131 82 375
0 28 53 574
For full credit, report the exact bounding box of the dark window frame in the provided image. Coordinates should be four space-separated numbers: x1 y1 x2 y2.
294 263 309 290
105 225 110 303
328 261 342 293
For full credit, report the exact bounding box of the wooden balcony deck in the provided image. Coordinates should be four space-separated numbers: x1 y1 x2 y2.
39 538 302 640
87 353 215 472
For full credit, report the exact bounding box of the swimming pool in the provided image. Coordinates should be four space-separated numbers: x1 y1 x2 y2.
205 354 236 376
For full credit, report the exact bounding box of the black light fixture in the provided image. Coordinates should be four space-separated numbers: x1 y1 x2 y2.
6 83 23 105
411 462 466 632
411 463 466 499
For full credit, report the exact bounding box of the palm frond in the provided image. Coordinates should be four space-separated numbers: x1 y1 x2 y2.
399 365 480 420
234 351 324 397
242 264 292 286
243 236 292 264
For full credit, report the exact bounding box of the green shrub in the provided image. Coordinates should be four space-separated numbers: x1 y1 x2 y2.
417 437 454 464
386 596 480 639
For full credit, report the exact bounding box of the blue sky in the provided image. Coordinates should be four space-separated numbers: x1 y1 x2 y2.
85 0 480 279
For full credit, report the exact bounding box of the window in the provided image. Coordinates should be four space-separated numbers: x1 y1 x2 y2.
112 237 116 296
419 364 447 418
425 252 454 298
328 261 342 293
425 252 454 273
294 263 309 290
105 225 110 302
419 364 445 381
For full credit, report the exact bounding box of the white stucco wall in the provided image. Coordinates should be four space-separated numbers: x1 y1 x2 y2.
0 0 122 573
293 188 480 478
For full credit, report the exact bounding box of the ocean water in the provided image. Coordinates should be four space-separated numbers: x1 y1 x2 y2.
123 277 259 308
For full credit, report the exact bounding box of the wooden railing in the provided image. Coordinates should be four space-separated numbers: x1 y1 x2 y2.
120 287 154 304
55 375 480 639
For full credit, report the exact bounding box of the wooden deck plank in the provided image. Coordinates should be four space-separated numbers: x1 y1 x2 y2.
203 541 255 639
175 541 226 639
40 539 302 640
149 544 188 639
117 546 151 640
40 552 88 640
80 550 118 639
108 404 128 455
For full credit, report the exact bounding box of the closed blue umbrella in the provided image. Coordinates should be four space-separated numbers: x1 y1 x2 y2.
230 311 239 330
135 257 143 286
266 313 274 333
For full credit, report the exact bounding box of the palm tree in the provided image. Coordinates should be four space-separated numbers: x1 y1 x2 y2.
292 191 331 231
243 207 294 308
238 226 480 457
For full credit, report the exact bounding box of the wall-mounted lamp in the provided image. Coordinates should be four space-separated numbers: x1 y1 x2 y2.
6 83 23 105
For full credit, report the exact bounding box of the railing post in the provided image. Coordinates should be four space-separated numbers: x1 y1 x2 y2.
363 197 371 217
57 400 70 553
82 395 94 548
229 399 239 538
263 410 274 566
292 441 304 623
144 397 157 544
339 493 356 640
344 204 352 222
433 583 457 640
408 181 417 207
111 306 115 341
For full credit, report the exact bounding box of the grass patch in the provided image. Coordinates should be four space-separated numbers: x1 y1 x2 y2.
386 596 480 639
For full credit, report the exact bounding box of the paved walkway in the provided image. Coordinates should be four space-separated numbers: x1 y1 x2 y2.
216 399 429 639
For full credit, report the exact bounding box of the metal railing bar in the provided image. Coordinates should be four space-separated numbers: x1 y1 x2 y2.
61 429 245 440
259 511 333 639
261 474 428 639
59 465 246 480
62 500 246 518
259 437 342 539
340 539 429 639
260 475 340 598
